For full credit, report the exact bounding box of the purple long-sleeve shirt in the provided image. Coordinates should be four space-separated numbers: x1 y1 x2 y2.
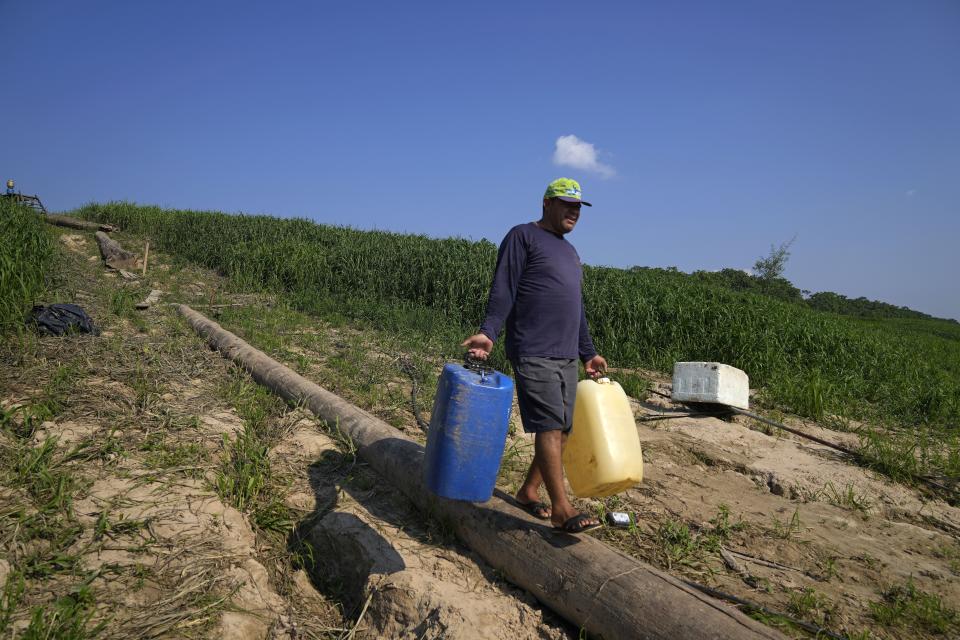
479 222 597 362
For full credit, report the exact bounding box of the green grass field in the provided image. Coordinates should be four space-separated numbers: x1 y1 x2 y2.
74 201 959 436
0 201 54 336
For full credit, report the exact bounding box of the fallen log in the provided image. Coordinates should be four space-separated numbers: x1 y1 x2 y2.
177 304 783 640
118 269 140 281
95 231 138 270
45 215 117 233
136 289 163 310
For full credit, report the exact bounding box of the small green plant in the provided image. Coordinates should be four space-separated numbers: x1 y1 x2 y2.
22 582 107 639
819 556 839 582
932 543 960 575
66 430 126 465
709 504 744 540
109 287 139 319
216 426 270 512
772 508 802 540
220 372 283 434
327 420 357 466
497 439 533 489
0 571 26 633
130 364 163 414
787 587 833 623
656 519 699 568
92 510 147 542
140 432 207 474
870 579 958 635
821 481 872 514
130 564 151 591
858 553 880 571
252 499 295 534
37 364 81 420
16 437 80 514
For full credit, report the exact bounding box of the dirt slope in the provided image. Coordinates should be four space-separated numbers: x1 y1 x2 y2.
2 225 957 639
0 230 570 639
602 385 959 638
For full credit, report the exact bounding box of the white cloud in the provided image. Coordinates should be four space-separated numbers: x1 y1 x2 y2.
906 189 916 197
552 134 615 178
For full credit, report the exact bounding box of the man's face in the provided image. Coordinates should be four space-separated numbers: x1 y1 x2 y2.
542 198 582 235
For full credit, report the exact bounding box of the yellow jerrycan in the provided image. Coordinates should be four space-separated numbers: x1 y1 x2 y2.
562 377 643 498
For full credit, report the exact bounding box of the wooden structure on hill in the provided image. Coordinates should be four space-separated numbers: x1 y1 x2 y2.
2 192 47 213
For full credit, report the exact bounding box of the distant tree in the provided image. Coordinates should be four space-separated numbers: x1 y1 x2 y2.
753 236 796 281
692 267 803 303
806 290 944 321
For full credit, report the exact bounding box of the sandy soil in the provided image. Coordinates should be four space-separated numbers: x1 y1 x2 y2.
0 226 572 639
603 382 960 637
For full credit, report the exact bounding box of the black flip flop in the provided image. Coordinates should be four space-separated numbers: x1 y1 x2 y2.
554 513 602 534
517 500 551 520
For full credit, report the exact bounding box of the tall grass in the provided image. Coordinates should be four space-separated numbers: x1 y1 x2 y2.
0 201 54 335
76 201 960 429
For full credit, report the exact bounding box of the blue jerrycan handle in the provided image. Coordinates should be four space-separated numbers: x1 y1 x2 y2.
463 353 494 384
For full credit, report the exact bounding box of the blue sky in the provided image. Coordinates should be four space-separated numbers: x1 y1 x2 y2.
3 1 959 319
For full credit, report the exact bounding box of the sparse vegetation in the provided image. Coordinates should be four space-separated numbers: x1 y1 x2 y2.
656 519 700 568
808 482 873 514
772 508 803 540
215 373 286 518
870 579 958 635
787 587 834 627
708 503 745 539
22 582 106 640
0 227 349 636
649 505 746 570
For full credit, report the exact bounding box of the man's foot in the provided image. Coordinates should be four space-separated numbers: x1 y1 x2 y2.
553 513 602 534
516 499 551 520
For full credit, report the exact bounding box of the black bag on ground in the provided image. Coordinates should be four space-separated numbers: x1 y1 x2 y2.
29 304 100 336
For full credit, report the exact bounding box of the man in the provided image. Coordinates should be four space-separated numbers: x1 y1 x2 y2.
462 178 607 534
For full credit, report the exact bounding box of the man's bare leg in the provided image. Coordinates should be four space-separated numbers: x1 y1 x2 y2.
528 430 597 528
516 436 550 519
516 432 568 515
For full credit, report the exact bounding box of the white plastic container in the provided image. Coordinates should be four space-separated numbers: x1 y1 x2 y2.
562 378 644 498
671 362 749 409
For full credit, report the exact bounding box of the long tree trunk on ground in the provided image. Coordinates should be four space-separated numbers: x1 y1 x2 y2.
176 304 784 640
44 215 117 232
94 231 138 269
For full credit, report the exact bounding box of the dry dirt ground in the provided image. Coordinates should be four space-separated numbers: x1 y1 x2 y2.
0 230 570 639
613 389 960 638
2 225 958 639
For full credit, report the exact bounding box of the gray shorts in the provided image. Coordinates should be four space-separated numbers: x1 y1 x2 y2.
511 357 578 434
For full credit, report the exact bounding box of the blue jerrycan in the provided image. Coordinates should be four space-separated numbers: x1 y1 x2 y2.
423 360 514 502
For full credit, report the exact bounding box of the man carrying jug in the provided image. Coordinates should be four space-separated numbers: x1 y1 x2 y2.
462 177 607 534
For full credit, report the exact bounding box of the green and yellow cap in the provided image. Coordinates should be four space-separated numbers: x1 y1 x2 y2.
544 177 591 206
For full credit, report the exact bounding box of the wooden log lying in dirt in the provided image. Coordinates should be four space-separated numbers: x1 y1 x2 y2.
45 215 117 232
136 289 163 309
95 231 138 270
118 269 140 281
177 304 784 640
